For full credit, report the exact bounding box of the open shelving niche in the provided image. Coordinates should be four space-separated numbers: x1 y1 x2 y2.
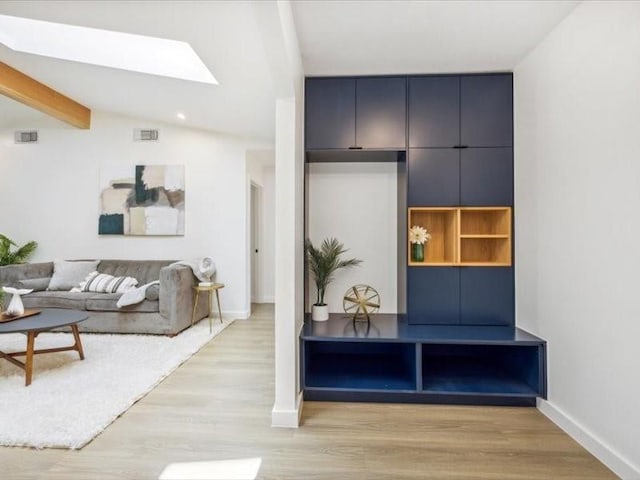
408 207 512 266
301 315 546 406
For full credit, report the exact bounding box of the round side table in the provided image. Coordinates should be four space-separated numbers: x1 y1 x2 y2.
191 283 224 333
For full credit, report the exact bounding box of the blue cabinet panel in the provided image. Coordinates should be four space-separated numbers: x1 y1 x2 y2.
461 74 513 147
305 77 356 150
460 267 514 326
460 148 513 206
356 77 407 149
408 149 459 206
409 76 460 148
408 267 460 325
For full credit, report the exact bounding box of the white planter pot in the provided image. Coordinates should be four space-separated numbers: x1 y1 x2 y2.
311 304 329 322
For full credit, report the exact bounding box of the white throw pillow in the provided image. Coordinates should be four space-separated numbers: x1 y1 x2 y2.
80 271 138 294
47 260 100 291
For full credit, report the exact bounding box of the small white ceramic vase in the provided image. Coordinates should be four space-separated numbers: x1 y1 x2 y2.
2 287 33 316
312 304 329 322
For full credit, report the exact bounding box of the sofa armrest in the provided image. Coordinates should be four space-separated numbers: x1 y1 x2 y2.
159 264 208 334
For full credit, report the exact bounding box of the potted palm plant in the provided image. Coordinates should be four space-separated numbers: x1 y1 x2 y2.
0 234 37 310
0 234 38 266
306 237 362 321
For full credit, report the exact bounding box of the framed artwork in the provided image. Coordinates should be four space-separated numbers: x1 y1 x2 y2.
99 165 185 236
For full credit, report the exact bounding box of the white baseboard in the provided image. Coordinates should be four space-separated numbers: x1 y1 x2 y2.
271 392 303 428
537 399 639 479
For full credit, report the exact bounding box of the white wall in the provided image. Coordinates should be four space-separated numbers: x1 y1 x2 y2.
246 149 276 305
307 162 397 312
0 111 270 319
515 2 640 477
262 166 276 302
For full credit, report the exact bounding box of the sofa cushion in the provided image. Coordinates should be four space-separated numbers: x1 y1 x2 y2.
80 272 138 293
22 291 94 310
17 277 51 291
86 293 159 313
97 260 174 285
48 260 100 291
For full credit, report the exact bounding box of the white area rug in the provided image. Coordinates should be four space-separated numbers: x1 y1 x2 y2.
0 318 234 449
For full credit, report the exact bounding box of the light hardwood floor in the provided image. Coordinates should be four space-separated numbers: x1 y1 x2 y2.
0 304 616 479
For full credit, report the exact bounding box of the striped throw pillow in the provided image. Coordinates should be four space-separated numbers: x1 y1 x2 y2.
80 271 139 294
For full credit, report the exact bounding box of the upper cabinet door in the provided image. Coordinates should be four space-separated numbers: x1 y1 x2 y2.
460 148 513 206
356 77 407 149
461 74 513 147
408 149 459 206
305 78 356 150
409 76 460 148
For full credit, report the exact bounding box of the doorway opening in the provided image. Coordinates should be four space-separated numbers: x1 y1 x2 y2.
250 182 262 308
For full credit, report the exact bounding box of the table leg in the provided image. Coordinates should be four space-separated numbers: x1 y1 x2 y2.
25 331 35 387
71 324 85 360
191 290 200 327
215 288 223 324
208 291 213 333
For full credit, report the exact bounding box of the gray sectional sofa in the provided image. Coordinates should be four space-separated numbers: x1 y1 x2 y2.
0 260 209 335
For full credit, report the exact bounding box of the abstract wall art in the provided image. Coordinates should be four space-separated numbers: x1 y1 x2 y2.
99 165 185 236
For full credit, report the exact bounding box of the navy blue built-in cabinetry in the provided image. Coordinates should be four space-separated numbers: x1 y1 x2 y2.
301 315 546 406
303 72 545 406
407 73 514 326
460 267 514 326
407 267 460 325
408 74 512 148
460 148 513 206
305 76 406 150
304 78 355 150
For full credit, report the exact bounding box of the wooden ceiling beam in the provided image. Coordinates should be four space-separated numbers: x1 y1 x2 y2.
0 61 91 129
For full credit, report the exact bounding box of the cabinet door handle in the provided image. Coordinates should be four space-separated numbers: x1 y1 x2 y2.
453 145 469 149
348 146 363 150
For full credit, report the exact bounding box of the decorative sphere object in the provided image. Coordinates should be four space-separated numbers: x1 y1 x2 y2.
343 285 380 321
2 286 33 316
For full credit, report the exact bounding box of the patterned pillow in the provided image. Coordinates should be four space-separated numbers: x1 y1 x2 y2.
80 271 138 294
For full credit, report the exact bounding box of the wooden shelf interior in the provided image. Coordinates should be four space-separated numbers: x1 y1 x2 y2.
409 208 457 264
460 208 511 236
459 208 511 264
409 207 512 266
460 238 511 264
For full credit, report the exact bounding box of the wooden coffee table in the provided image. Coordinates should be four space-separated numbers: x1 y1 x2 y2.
0 309 88 386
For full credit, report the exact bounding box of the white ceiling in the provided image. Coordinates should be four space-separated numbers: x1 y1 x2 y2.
0 1 580 140
292 0 579 75
0 1 278 139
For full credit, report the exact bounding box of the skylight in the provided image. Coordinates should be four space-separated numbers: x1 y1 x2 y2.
0 14 217 85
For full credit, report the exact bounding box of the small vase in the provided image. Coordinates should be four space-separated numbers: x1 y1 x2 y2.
7 292 26 316
312 304 329 321
411 243 424 262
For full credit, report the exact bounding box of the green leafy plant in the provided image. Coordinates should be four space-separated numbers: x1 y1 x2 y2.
306 237 362 306
0 234 38 266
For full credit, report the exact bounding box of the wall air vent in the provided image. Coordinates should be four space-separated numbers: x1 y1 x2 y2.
133 128 159 142
14 130 38 144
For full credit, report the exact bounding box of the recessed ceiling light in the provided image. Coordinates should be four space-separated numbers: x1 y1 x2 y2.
176 113 186 120
0 14 217 85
